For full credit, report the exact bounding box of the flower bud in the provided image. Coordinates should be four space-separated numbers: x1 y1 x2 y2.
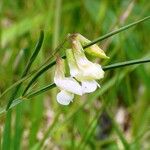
75 33 109 59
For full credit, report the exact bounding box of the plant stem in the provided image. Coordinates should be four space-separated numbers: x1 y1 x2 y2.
103 58 150 71
83 16 150 48
26 83 56 98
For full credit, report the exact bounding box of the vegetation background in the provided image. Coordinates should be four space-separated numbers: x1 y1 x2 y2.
1 0 150 149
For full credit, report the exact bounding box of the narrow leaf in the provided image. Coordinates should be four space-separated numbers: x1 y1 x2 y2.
6 30 44 110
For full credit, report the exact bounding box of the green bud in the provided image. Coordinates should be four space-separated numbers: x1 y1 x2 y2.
75 33 109 59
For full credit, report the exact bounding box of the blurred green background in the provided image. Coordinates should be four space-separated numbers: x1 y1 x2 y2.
1 0 150 149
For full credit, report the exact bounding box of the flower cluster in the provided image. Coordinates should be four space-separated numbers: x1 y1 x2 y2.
54 33 109 105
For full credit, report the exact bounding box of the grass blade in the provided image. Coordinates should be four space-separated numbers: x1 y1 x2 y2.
13 104 23 150
2 110 12 150
6 30 44 110
0 71 36 99
21 30 44 77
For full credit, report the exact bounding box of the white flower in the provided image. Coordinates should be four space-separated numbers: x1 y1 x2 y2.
54 34 109 105
54 57 82 105
66 40 104 94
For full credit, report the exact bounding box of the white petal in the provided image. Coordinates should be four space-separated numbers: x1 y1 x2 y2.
81 80 100 94
54 77 82 95
70 67 79 77
76 63 104 80
72 40 90 66
72 40 104 80
86 63 104 79
57 90 74 105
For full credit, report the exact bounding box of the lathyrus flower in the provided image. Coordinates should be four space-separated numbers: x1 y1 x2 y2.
54 57 82 105
66 35 106 94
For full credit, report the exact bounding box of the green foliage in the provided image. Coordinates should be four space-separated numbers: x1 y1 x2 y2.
1 0 150 149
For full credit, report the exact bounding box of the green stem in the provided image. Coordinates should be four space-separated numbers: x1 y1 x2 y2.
26 83 56 98
83 16 150 48
22 60 56 96
103 58 150 71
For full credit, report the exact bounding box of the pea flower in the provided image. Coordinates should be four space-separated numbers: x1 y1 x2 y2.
54 57 82 105
66 35 106 94
54 33 109 105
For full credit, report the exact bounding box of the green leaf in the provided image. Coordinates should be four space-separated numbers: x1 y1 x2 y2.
6 30 44 110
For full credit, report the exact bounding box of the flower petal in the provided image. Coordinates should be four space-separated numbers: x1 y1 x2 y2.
71 39 105 80
57 90 74 105
82 63 104 80
74 62 104 81
81 80 100 94
54 77 82 95
72 40 90 66
54 55 82 95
